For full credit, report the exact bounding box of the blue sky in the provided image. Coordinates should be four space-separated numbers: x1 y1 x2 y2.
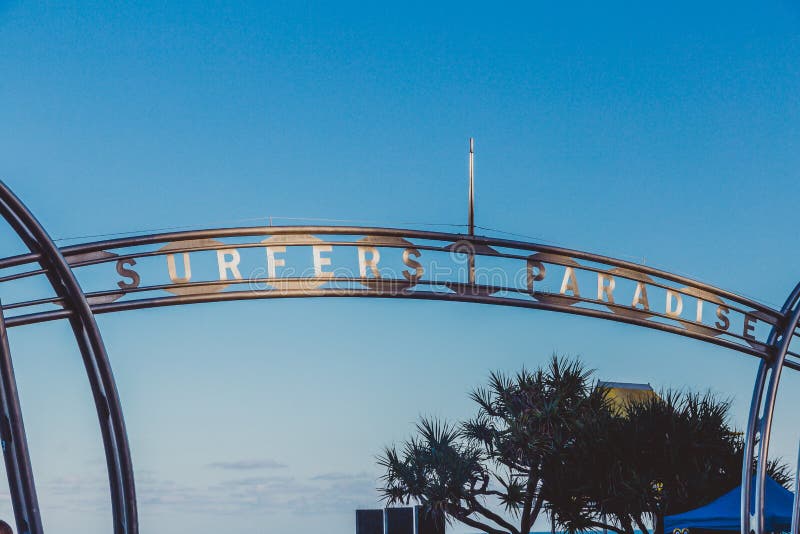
1 1 799 533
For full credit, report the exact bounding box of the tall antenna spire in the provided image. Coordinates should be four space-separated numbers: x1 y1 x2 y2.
468 137 475 236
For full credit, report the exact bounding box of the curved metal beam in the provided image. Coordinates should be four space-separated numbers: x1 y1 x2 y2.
0 182 137 534
0 285 781 362
0 225 779 316
0 225 783 362
0 303 42 534
0 237 775 324
741 282 800 534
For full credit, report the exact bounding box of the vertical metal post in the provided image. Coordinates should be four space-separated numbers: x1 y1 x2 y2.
791 441 800 534
0 303 43 534
467 138 476 285
468 138 475 237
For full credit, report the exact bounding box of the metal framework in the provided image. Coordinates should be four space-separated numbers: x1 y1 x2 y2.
0 182 136 534
0 179 797 534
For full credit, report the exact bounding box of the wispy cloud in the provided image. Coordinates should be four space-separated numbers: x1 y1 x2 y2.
38 467 380 517
212 470 379 515
311 471 371 481
207 459 288 470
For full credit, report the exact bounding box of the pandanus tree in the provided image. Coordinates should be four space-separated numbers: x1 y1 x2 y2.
378 356 790 534
379 356 605 534
548 390 791 534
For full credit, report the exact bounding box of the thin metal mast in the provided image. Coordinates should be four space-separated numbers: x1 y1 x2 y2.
468 138 475 236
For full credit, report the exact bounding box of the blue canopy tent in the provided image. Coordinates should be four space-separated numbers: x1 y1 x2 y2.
664 477 794 533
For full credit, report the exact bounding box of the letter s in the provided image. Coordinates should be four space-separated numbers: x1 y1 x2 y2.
402 248 424 281
715 305 730 331
116 258 140 290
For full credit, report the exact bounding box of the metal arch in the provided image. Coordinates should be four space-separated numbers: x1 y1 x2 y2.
0 182 137 534
741 282 800 534
0 226 786 359
0 189 796 534
0 225 783 316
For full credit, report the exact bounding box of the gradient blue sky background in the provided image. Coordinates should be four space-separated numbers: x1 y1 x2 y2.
1 1 800 533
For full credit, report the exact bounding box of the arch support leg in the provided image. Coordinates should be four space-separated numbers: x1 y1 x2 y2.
0 304 42 534
742 282 800 534
0 182 137 534
791 442 800 534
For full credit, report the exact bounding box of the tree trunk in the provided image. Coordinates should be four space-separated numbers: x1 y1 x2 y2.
444 504 513 534
587 519 627 534
633 515 650 534
621 516 636 534
654 513 664 534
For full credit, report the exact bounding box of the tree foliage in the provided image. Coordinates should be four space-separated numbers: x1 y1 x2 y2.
550 390 790 534
379 356 604 534
378 355 789 534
